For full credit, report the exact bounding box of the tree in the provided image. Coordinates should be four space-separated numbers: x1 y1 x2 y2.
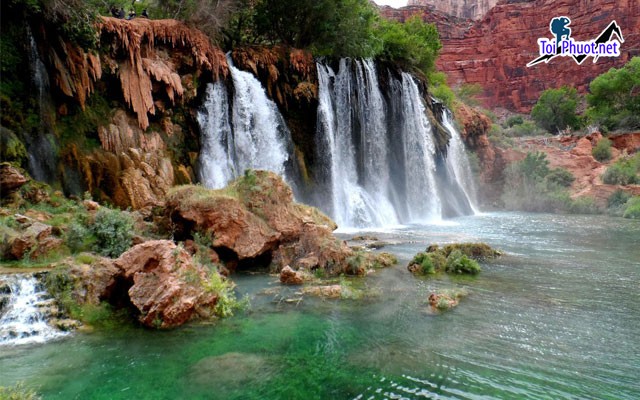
531 86 581 133
376 15 441 75
587 57 640 131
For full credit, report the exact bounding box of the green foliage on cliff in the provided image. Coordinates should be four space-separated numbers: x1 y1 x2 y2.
592 137 612 162
587 57 640 131
622 196 640 219
602 153 640 185
501 151 600 213
531 87 581 133
376 15 441 74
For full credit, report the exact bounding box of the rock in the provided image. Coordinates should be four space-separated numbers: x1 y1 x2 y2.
279 266 304 285
114 240 219 329
166 171 354 276
302 285 342 299
49 318 82 331
5 236 35 260
428 289 469 311
366 241 387 250
0 163 28 196
24 222 52 241
83 199 100 211
29 237 64 260
350 235 379 241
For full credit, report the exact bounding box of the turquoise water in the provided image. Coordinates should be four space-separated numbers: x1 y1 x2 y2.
1 212 639 399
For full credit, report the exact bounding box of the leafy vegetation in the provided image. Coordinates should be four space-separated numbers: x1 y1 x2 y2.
376 15 441 74
601 153 640 185
587 57 640 131
531 87 581 133
91 208 134 258
622 196 640 219
591 138 612 162
408 242 500 276
501 151 599 214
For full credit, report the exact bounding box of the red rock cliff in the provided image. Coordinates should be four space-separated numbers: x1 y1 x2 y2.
382 0 640 112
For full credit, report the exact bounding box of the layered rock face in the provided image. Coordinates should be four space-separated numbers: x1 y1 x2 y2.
383 0 640 112
407 0 498 20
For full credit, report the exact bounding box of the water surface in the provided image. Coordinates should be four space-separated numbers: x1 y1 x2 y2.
1 212 638 399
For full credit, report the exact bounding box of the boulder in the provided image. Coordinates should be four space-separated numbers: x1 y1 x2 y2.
0 163 28 197
279 266 304 285
166 171 354 276
114 240 218 329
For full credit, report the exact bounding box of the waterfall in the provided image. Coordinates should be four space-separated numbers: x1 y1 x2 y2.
26 27 58 184
315 60 398 227
442 112 480 214
0 275 68 346
198 58 293 190
315 60 452 228
197 57 478 229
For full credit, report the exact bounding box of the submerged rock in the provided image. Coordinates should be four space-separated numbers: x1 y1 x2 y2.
428 288 469 312
279 266 305 285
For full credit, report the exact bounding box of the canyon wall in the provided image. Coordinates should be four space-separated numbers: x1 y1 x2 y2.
407 0 499 20
382 0 640 112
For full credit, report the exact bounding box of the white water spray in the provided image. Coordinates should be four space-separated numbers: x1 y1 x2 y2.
0 275 68 346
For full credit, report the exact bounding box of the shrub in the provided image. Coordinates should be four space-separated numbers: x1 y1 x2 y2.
567 196 600 214
92 208 134 258
445 250 481 274
505 115 524 127
65 221 92 253
623 197 640 219
204 271 245 317
592 138 612 162
509 120 539 137
545 168 575 188
601 154 640 185
607 189 631 209
531 87 581 133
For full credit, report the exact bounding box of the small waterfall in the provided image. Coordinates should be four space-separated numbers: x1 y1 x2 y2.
198 58 293 190
26 27 58 184
0 275 68 346
442 112 480 214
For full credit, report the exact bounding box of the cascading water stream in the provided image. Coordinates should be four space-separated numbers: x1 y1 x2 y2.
0 275 68 346
198 57 293 190
442 112 480 214
26 27 58 184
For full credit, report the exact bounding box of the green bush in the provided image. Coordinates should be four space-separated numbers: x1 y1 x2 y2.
376 15 441 75
623 197 640 219
509 120 540 137
428 72 455 108
65 220 92 253
601 154 640 185
608 190 631 209
531 87 581 133
92 208 134 258
567 196 600 214
505 115 524 127
592 138 612 162
445 250 481 274
545 168 575 188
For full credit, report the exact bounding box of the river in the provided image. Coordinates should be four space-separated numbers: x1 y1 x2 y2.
1 212 638 399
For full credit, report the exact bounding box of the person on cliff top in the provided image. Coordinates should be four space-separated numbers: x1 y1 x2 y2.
127 9 136 20
141 9 149 18
118 7 125 19
110 5 119 17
